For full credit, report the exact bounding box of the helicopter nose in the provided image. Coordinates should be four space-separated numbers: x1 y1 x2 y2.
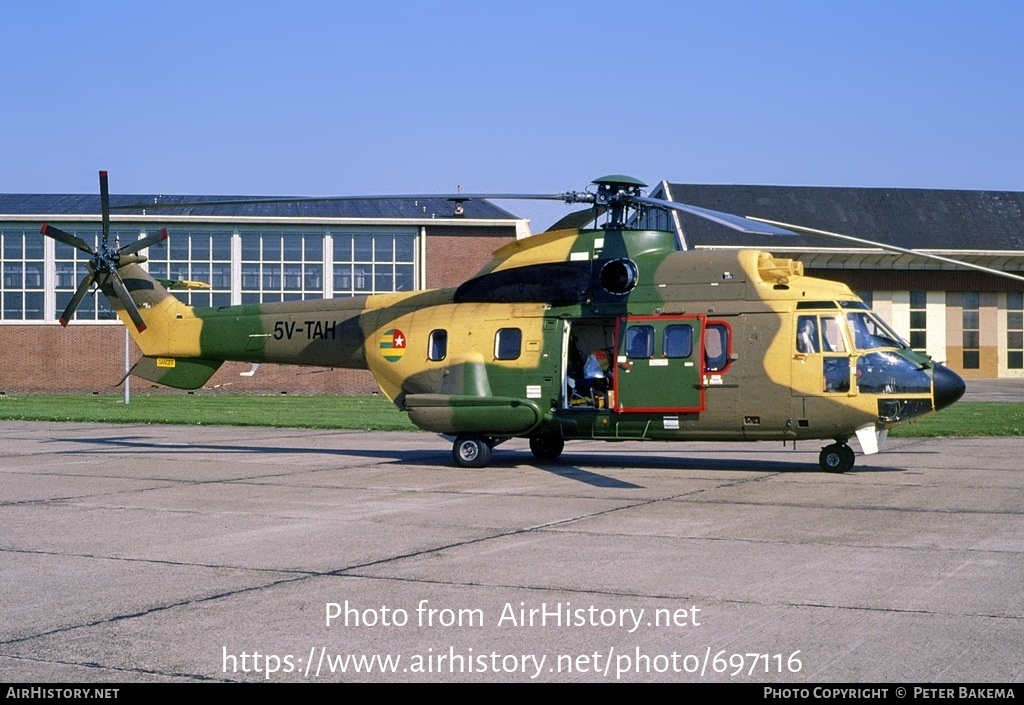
933 364 966 411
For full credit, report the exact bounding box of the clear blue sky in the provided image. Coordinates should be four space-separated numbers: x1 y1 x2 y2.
2 1 1022 230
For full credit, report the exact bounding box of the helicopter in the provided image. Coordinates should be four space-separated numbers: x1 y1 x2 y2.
43 171 1000 473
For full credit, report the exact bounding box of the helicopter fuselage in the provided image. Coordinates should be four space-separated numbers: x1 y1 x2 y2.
107 226 965 472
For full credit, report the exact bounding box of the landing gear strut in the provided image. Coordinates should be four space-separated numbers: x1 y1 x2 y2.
819 442 855 473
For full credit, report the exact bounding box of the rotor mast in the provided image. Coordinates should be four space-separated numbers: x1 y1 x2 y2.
558 175 649 229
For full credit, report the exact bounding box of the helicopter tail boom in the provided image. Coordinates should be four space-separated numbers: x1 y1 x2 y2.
98 260 376 388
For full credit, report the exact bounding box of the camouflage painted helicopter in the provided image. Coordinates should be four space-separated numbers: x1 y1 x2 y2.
44 172 993 472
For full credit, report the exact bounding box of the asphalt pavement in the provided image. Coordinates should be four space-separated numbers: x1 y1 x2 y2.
961 377 1024 402
1 420 1021 682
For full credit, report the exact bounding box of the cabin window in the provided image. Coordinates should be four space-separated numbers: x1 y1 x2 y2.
428 329 448 361
495 328 522 360
663 325 693 359
705 322 731 372
624 325 654 359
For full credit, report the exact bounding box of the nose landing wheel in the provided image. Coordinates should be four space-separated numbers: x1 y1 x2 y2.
819 442 855 473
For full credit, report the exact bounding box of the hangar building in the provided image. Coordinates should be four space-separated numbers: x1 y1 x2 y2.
2 182 1022 394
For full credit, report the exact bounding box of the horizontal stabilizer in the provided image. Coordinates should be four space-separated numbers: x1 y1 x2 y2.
131 356 223 390
156 278 212 290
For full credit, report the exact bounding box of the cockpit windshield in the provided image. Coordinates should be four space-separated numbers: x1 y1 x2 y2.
846 311 907 351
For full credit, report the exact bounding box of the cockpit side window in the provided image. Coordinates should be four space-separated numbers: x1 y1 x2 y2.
796 315 820 353
796 314 850 392
821 316 847 353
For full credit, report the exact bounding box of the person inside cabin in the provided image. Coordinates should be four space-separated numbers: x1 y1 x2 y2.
580 348 611 407
796 316 820 354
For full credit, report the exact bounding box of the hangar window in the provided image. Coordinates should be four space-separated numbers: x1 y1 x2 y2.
333 232 416 296
1007 292 1022 369
147 230 233 308
495 328 522 360
909 291 927 353
1 229 44 320
962 292 980 369
241 231 323 304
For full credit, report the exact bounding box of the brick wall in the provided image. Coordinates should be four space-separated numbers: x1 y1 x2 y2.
0 325 381 394
423 226 514 289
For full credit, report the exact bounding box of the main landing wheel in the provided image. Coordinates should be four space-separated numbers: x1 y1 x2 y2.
452 434 491 468
529 432 565 462
819 442 855 473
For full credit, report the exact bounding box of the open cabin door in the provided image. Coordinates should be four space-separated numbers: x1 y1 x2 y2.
614 314 705 412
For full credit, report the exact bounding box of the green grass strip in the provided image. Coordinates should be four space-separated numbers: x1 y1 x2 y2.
0 394 417 431
889 402 1023 437
0 395 1020 437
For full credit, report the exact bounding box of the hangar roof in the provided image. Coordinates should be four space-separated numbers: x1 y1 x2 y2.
656 183 1024 253
0 193 519 221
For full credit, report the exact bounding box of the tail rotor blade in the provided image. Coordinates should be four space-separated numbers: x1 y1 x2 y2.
99 170 111 243
41 224 95 255
108 269 147 333
118 228 168 257
58 272 97 326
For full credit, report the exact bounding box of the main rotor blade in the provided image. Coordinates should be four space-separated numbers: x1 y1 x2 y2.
110 193 573 211
749 216 1024 284
99 170 111 242
58 271 97 326
632 195 801 236
41 224 95 254
107 269 147 333
118 228 168 257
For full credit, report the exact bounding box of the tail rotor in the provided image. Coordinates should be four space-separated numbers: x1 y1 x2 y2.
41 171 168 332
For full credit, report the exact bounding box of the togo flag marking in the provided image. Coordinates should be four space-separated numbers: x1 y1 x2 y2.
380 328 407 362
